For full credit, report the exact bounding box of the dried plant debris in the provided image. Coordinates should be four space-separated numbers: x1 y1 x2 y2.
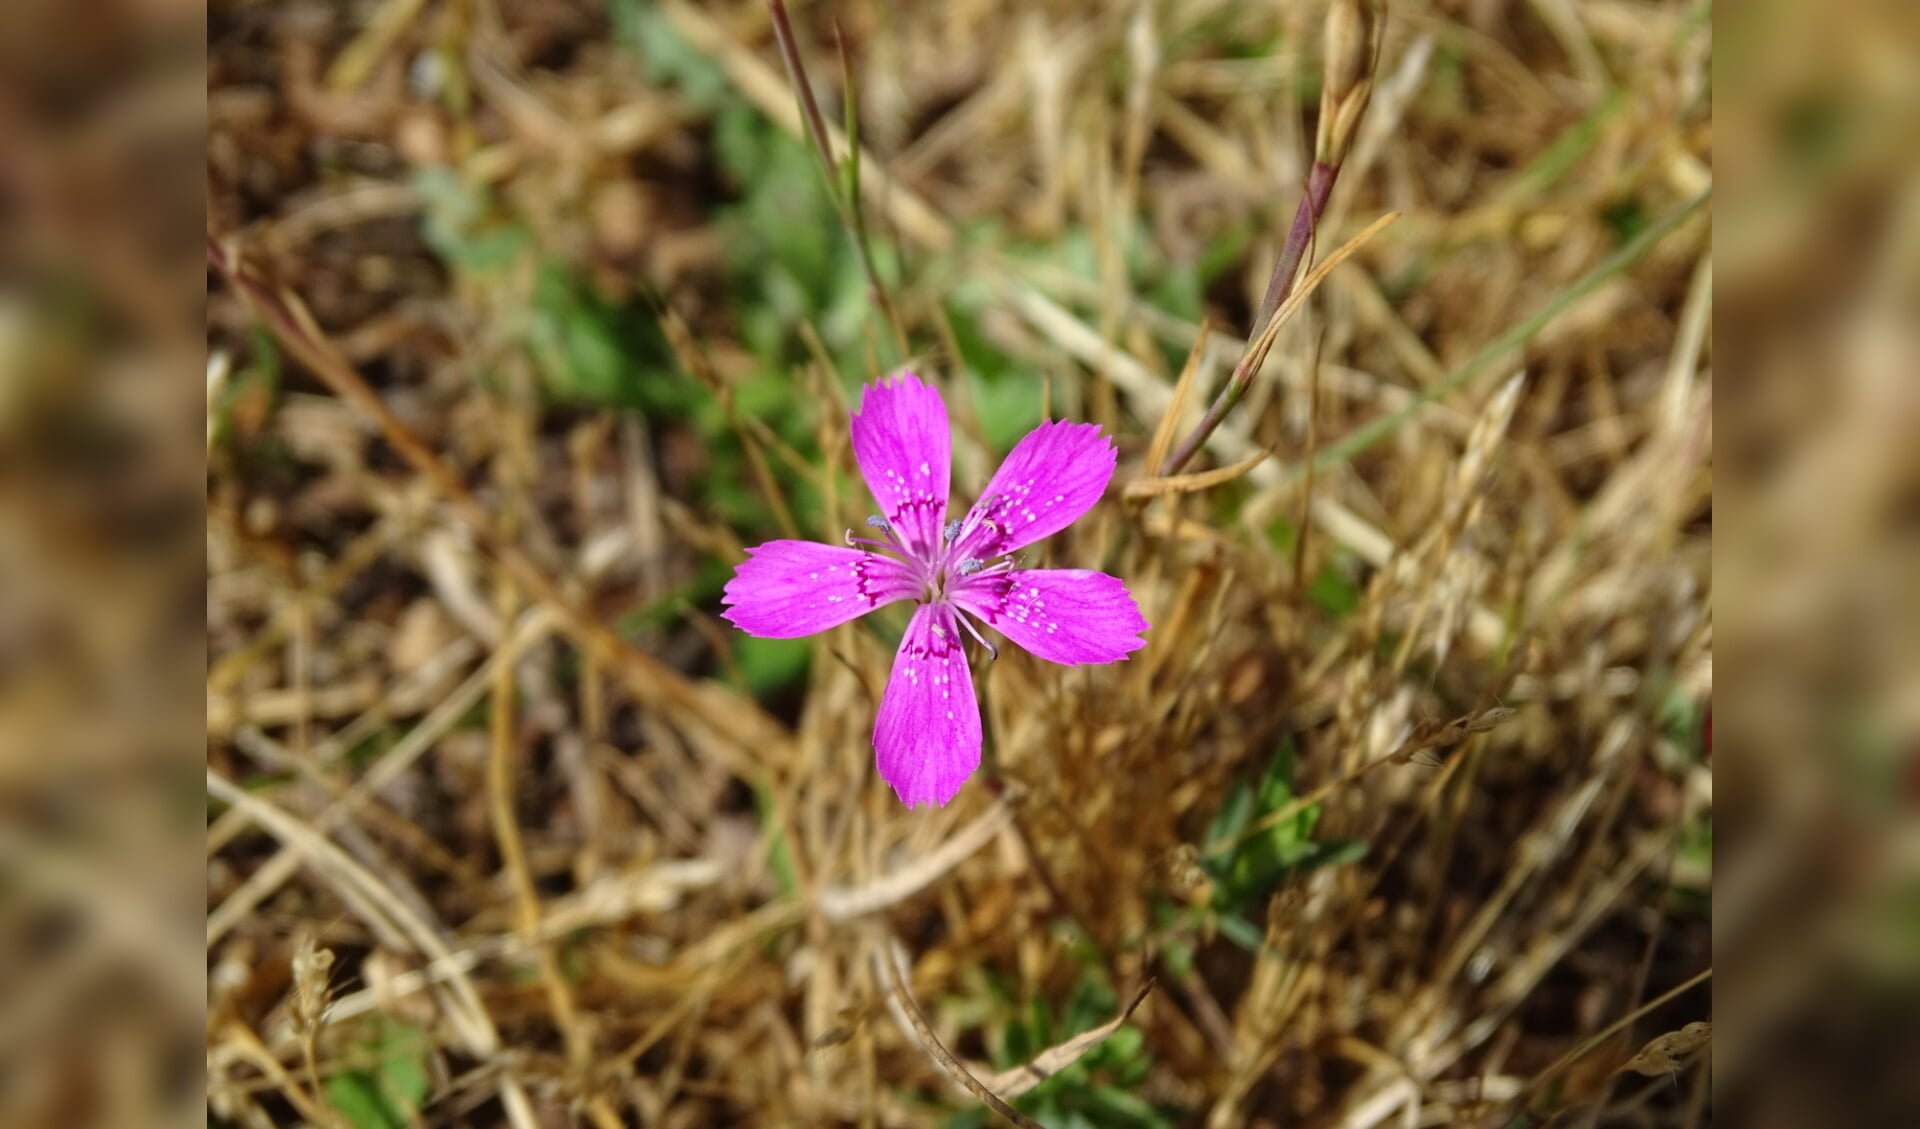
205 0 1711 1126
1389 706 1519 765
978 979 1157 1099
1618 1022 1713 1079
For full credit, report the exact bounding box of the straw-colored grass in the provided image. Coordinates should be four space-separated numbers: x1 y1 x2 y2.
208 1 1711 1125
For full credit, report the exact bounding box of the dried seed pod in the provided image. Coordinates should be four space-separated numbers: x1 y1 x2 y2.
1618 1021 1712 1077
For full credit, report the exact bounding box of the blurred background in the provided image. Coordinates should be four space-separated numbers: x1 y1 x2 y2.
1 0 205 1126
2 0 1912 1124
1714 1 1920 1125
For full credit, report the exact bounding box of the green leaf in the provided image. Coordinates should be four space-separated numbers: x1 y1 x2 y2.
1159 935 1195 979
1263 516 1298 554
1205 744 1367 911
1307 563 1362 617
1215 911 1264 952
324 1018 430 1129
1147 263 1204 322
326 1073 403 1129
525 263 676 408
1203 777 1255 854
1101 1023 1145 1063
1025 995 1056 1057
1293 837 1370 873
1600 197 1651 244
1197 220 1255 284
1081 1084 1175 1129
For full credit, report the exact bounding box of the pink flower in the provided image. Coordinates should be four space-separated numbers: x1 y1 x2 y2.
721 373 1150 808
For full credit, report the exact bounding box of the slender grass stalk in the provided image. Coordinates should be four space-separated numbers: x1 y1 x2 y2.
1161 0 1384 476
767 0 909 361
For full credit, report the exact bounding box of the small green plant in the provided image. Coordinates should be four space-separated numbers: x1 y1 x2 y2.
1200 742 1368 946
946 965 1180 1129
323 1017 431 1129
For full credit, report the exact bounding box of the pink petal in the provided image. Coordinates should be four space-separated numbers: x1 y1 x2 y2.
950 568 1148 666
951 420 1116 559
874 603 982 808
721 541 920 638
850 372 951 559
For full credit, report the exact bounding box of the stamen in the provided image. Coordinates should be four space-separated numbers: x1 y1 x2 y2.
945 493 1006 557
849 514 915 560
953 610 999 660
844 530 902 555
956 555 1017 581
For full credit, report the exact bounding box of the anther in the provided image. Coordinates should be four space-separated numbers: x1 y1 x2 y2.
958 558 985 575
865 515 892 532
944 518 964 542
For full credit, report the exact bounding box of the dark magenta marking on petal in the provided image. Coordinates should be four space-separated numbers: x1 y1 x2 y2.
886 495 947 558
853 554 900 607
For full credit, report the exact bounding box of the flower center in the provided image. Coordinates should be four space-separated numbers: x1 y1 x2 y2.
849 508 1017 605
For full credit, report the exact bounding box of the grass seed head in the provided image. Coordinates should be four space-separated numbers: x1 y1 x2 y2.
1317 0 1386 168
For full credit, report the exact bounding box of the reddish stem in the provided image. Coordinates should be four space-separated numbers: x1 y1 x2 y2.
1160 159 1340 477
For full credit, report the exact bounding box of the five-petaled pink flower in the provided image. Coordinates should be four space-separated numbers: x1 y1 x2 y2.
721 373 1150 808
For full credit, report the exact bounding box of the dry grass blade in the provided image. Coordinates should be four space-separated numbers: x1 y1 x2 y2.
204 237 790 763
818 798 1015 921
204 768 500 1056
1125 450 1272 499
660 308 802 540
1257 211 1399 366
1306 192 1709 477
1483 968 1713 1127
1388 706 1519 765
979 979 1156 1098
206 607 561 945
876 941 1046 1129
1160 211 1398 475
202 4 1714 1125
1143 321 1213 476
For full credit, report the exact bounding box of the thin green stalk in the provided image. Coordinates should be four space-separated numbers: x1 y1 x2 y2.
1300 190 1709 478
766 0 908 362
